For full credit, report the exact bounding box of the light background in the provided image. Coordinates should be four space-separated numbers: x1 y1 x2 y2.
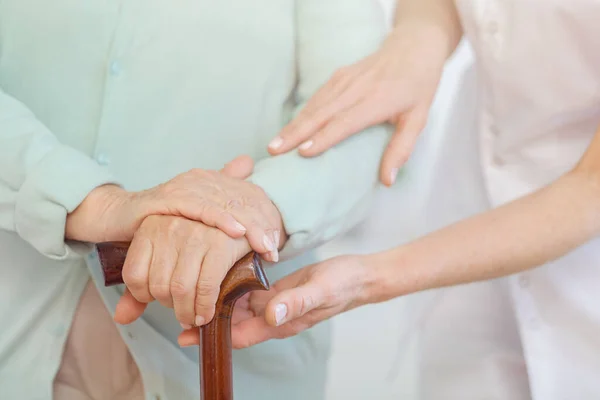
317 1 475 398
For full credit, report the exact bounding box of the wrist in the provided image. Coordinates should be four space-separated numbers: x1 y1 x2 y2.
353 252 400 306
388 18 458 62
361 246 425 305
65 184 136 243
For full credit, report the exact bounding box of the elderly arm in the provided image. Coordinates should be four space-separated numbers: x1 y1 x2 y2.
0 90 120 260
249 0 393 259
0 87 283 261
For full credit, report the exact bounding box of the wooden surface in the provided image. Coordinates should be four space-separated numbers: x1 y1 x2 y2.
96 242 270 400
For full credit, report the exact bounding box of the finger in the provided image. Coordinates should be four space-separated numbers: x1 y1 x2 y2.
220 155 254 179
380 109 428 186
231 293 253 325
299 68 355 119
171 243 207 329
296 99 387 157
268 69 354 155
230 316 280 348
231 313 317 349
179 199 247 239
194 245 231 326
222 201 279 259
122 236 154 303
264 283 325 327
148 240 179 309
178 327 201 347
114 288 148 325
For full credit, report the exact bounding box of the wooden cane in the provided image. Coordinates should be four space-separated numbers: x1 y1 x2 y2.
95 242 270 400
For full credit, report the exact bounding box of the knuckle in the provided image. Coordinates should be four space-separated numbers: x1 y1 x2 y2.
299 294 315 315
225 198 243 210
196 280 219 301
122 270 146 291
149 282 171 301
190 167 205 176
165 218 184 236
170 279 192 299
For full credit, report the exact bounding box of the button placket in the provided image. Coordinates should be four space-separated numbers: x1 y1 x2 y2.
96 152 111 166
109 60 122 77
94 2 141 164
479 0 502 57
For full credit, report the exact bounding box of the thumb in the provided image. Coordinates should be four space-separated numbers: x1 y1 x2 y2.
114 288 148 325
264 283 325 327
380 110 428 187
220 155 254 179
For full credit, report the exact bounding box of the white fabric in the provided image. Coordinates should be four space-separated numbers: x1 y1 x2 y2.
414 1 600 399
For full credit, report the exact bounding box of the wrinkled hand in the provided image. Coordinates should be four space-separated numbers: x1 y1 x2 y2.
113 214 255 328
176 255 373 348
267 25 450 186
67 155 285 261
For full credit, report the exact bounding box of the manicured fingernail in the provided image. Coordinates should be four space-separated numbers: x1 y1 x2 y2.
234 222 246 233
268 137 284 150
299 140 313 151
275 303 287 326
263 235 275 252
180 323 192 330
195 316 205 326
390 168 399 185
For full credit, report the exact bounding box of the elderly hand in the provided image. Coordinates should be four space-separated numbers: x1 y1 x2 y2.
66 155 285 261
112 214 265 328
175 254 375 348
267 24 450 186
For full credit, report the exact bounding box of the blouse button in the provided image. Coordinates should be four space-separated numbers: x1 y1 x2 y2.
96 153 111 166
109 61 122 76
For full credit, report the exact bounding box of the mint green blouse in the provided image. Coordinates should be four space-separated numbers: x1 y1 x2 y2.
0 1 392 399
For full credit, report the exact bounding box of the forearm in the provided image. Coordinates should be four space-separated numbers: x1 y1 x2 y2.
0 89 120 259
391 0 463 60
368 169 600 304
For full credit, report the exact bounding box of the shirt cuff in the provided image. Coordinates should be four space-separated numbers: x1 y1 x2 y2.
14 145 121 260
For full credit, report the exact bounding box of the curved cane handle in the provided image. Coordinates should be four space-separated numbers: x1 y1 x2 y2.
95 242 270 400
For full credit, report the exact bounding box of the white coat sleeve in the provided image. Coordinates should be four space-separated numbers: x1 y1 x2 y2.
0 90 120 260
249 0 394 260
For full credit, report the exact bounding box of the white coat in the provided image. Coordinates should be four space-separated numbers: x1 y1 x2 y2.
413 1 600 399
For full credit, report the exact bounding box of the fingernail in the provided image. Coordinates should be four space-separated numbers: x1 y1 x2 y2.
275 303 288 326
234 221 246 233
180 323 192 330
270 250 279 263
299 140 313 151
195 315 205 326
263 235 275 252
390 168 399 185
268 137 284 150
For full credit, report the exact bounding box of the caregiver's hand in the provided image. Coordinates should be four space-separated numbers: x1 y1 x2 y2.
267 24 450 186
176 254 375 349
66 155 284 260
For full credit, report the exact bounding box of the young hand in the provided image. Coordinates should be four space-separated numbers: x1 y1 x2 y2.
176 254 376 348
267 24 450 186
